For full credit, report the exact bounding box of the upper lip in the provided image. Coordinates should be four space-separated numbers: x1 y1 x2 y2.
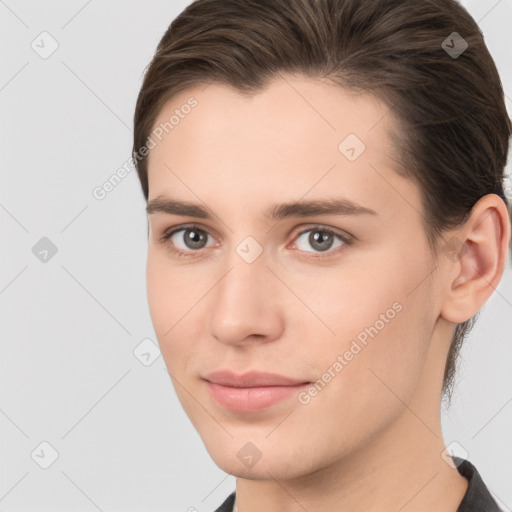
203 370 310 388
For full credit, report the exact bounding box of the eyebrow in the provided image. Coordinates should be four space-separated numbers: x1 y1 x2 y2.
146 196 377 220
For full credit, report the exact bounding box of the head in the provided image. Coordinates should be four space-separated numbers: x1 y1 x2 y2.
133 0 510 479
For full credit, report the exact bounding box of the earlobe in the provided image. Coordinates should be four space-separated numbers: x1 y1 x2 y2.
440 194 510 324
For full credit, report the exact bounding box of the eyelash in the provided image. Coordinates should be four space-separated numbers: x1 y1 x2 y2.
158 223 354 260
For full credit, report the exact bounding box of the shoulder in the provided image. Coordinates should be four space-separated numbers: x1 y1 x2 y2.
210 460 502 512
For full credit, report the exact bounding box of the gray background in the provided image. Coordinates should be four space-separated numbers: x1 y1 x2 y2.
1 1 511 510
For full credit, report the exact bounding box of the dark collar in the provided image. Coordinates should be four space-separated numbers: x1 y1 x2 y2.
214 490 235 512
213 458 501 512
454 457 502 511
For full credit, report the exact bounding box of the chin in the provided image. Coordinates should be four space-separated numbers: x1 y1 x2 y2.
200 431 313 481
211 450 306 481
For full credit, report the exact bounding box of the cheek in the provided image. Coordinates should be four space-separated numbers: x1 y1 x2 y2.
146 249 211 379
146 251 189 360
146 248 200 330
307 246 423 343
306 241 433 386
146 250 173 336
292 271 434 457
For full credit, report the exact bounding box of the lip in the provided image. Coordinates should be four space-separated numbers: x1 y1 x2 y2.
203 370 311 413
204 370 309 387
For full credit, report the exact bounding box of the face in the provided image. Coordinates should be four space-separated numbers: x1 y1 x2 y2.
145 75 443 480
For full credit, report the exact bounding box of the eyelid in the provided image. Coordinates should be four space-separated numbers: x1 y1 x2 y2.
158 222 217 245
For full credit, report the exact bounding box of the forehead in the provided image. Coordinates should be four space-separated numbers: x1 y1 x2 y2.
149 75 395 156
146 75 410 215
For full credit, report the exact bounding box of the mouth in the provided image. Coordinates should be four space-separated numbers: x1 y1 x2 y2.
203 370 311 413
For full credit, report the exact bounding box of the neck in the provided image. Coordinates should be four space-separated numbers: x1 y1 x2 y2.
236 408 467 512
235 324 468 512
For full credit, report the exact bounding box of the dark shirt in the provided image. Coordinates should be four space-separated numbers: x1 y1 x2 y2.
213 457 502 511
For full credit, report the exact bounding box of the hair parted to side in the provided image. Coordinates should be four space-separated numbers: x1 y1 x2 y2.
133 0 511 402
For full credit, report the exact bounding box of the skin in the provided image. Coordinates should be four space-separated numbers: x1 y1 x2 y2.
145 74 510 511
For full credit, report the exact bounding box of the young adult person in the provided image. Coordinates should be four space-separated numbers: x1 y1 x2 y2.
132 0 511 510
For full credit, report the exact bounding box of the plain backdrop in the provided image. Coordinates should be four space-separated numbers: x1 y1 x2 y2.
1 1 511 510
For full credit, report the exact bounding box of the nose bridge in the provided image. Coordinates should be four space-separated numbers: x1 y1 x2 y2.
218 231 270 304
207 240 282 345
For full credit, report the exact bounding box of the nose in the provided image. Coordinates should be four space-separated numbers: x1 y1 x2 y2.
207 249 285 347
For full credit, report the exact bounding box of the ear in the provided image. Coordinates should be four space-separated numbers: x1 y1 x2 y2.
440 194 510 324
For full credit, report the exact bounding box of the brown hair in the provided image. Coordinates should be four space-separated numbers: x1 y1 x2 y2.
133 0 511 402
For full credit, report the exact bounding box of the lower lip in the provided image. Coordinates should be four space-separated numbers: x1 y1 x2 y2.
205 381 310 413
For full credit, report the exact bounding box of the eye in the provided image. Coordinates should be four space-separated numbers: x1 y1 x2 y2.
158 223 352 259
159 223 216 256
291 226 351 257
